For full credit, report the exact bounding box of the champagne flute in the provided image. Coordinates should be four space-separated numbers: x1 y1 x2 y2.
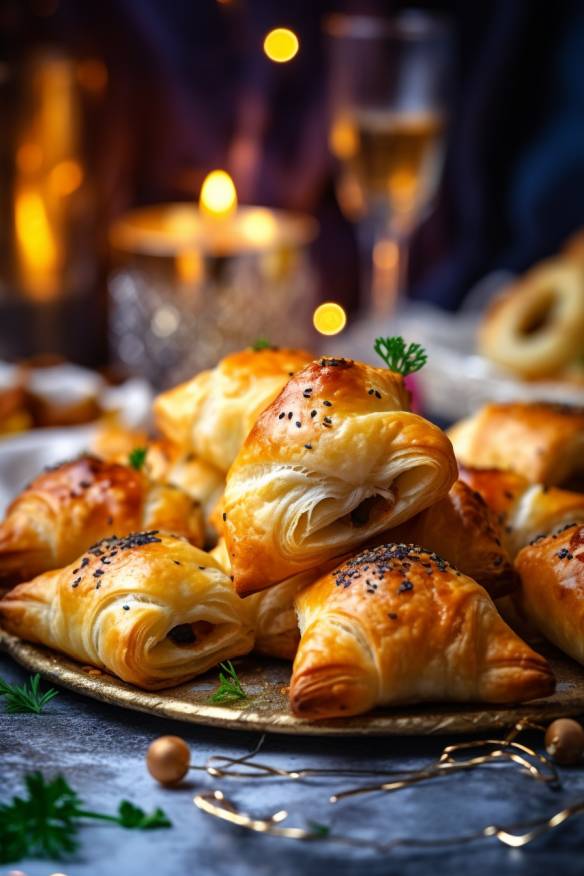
325 12 451 322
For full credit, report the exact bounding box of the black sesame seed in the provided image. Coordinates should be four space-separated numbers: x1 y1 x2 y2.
123 604 130 610
368 389 375 396
278 412 285 419
72 578 81 588
556 548 573 560
93 569 104 577
388 612 398 620
222 512 227 522
323 400 332 407
304 443 312 450
398 579 414 594
174 560 181 565
374 390 382 399
310 410 317 418
288 412 293 420
295 421 302 428
323 416 332 424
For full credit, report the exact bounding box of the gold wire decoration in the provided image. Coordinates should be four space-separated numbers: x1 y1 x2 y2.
193 790 584 852
192 721 582 852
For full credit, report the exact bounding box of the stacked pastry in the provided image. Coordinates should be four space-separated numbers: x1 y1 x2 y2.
449 401 584 675
0 348 559 720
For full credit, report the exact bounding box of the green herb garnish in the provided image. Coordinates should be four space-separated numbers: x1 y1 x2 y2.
252 337 271 351
307 820 331 838
374 336 427 376
0 772 171 864
209 660 247 704
128 446 148 471
0 673 58 715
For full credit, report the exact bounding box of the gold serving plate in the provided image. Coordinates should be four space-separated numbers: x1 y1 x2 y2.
2 627 583 736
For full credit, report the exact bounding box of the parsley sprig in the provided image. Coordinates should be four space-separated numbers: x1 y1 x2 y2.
0 772 171 864
209 661 247 704
374 336 427 376
252 337 271 351
0 673 58 715
128 446 148 471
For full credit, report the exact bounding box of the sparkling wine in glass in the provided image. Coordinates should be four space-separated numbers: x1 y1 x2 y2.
326 13 451 320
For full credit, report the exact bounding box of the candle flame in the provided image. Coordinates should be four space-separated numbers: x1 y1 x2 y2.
14 186 60 301
313 302 347 336
263 28 299 63
200 170 237 217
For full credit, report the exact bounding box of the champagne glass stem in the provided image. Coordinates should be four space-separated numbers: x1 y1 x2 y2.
370 229 409 320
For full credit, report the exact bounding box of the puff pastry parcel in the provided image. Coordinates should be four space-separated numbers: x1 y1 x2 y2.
154 346 313 472
92 425 225 528
210 538 316 660
290 544 554 719
0 456 204 586
448 402 584 487
386 480 516 597
459 466 584 557
224 357 457 595
516 523 584 665
0 532 255 689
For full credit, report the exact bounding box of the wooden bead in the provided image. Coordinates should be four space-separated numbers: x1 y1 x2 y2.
545 719 584 765
146 735 191 785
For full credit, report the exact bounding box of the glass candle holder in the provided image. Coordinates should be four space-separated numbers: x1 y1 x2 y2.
108 204 318 388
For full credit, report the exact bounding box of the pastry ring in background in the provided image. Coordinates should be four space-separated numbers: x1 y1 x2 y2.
478 258 584 379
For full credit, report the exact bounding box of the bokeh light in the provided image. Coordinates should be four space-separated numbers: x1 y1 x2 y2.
313 302 347 336
49 160 84 196
200 170 238 216
263 28 299 63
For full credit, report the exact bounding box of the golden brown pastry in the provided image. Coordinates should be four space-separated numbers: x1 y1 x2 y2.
153 346 313 472
290 544 555 719
386 480 516 597
210 538 315 660
90 422 151 466
459 466 584 557
224 357 457 596
92 424 225 543
448 402 584 487
478 258 584 379
0 532 255 689
0 456 204 586
516 523 584 665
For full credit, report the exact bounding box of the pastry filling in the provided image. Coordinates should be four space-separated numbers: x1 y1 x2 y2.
349 494 392 527
167 620 214 646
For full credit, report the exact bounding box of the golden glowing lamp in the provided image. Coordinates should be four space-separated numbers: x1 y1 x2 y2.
263 28 299 63
200 170 238 217
313 302 347 336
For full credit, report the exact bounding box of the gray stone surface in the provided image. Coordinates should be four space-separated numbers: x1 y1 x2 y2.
1 652 584 875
